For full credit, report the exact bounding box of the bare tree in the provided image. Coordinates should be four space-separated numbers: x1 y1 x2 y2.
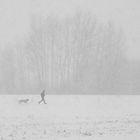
23 12 126 94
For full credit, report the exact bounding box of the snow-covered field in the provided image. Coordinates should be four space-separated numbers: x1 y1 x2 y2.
0 95 140 140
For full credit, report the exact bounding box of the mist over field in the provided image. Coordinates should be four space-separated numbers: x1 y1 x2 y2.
0 0 139 94
0 1 140 140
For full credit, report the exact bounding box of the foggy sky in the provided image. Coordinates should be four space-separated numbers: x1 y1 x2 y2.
0 0 140 60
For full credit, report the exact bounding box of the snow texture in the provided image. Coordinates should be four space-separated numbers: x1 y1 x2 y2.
0 95 140 140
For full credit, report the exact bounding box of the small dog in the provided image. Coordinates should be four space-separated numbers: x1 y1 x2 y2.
18 99 29 104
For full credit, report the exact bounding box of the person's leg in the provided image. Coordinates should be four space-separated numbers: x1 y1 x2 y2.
38 99 43 104
43 99 47 104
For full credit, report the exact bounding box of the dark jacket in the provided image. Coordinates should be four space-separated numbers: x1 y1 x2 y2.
41 90 45 98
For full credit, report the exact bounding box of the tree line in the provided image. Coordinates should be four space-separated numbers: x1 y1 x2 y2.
0 12 132 94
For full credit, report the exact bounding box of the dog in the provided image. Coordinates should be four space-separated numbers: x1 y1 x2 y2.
18 99 29 104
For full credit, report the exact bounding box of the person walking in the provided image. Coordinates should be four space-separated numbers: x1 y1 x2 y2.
38 89 47 104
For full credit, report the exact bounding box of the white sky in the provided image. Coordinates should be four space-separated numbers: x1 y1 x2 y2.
0 0 140 60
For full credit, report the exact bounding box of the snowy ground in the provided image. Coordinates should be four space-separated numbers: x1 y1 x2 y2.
0 95 140 139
